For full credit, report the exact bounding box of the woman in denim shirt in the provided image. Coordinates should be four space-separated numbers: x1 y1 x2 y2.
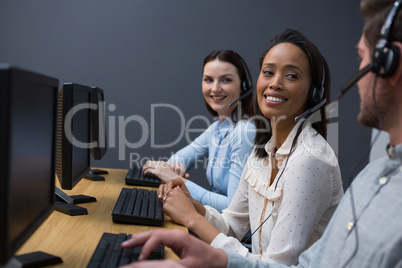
143 50 257 212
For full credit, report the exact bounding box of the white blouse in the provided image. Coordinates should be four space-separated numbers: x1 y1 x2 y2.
204 121 344 265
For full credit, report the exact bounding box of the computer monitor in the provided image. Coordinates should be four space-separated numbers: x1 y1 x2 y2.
55 83 98 216
90 86 107 160
88 86 109 178
0 64 62 267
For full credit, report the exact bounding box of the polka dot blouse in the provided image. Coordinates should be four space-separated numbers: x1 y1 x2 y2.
204 121 344 265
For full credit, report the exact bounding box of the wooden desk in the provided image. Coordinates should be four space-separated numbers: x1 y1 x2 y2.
17 168 186 267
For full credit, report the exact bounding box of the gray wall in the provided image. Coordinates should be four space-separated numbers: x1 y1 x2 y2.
0 0 369 190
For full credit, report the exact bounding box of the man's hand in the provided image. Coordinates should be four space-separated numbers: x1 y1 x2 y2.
120 229 228 268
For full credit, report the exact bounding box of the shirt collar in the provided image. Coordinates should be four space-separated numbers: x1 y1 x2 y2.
215 116 235 137
264 120 307 156
386 143 402 163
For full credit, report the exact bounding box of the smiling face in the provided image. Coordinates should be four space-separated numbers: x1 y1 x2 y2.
257 42 311 124
202 59 242 119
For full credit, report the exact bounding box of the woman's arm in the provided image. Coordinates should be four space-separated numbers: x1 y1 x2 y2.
168 122 215 170
187 120 256 211
142 123 216 182
142 161 188 182
161 163 252 247
162 186 220 244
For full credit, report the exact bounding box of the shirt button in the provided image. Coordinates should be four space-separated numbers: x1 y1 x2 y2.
388 146 393 156
347 221 354 230
379 177 388 185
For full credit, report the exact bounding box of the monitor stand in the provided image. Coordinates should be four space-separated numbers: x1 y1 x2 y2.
83 169 108 181
54 187 96 216
90 168 109 175
5 251 62 268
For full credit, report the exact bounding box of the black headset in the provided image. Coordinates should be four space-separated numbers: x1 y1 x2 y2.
338 0 402 100
295 65 326 121
239 59 253 93
228 50 254 107
309 66 326 105
372 0 402 77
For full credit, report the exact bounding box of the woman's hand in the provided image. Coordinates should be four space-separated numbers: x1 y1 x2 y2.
167 161 190 178
142 161 189 183
163 187 199 228
157 178 190 199
158 178 206 217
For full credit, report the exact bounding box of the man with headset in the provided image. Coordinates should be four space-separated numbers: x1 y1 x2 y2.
121 0 402 267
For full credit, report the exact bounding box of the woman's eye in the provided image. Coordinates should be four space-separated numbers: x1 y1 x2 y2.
223 78 232 83
286 73 298 79
262 69 273 76
204 78 213 83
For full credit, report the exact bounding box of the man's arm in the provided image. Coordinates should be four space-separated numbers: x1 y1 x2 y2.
120 229 228 268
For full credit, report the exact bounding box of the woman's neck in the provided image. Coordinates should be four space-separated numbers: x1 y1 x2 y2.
270 118 297 149
219 116 228 123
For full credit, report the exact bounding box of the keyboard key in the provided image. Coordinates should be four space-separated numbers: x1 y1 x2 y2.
148 192 156 219
106 233 126 267
140 190 149 218
132 189 143 217
124 188 137 216
112 188 129 215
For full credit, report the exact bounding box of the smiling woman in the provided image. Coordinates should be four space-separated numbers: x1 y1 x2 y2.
158 29 343 266
254 29 331 159
142 50 257 213
202 59 242 121
257 43 311 127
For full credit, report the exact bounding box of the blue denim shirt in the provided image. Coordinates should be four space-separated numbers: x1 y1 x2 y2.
169 117 256 212
225 144 402 268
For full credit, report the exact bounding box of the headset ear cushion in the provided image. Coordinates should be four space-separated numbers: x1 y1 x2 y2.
309 85 324 104
379 44 400 77
308 85 316 104
242 79 252 92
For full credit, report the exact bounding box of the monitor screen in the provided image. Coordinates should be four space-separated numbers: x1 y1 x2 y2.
56 83 91 190
0 64 58 265
90 87 107 160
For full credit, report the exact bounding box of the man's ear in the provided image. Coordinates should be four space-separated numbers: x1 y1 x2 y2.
389 41 402 86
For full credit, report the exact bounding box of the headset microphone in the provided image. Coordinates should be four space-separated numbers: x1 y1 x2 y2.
228 89 253 107
295 98 326 122
335 63 374 101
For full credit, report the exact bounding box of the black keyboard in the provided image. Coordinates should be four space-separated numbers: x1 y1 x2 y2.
112 188 164 226
125 167 162 187
87 232 164 268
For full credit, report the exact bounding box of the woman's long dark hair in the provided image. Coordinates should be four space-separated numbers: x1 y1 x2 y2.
254 29 331 159
203 50 256 122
